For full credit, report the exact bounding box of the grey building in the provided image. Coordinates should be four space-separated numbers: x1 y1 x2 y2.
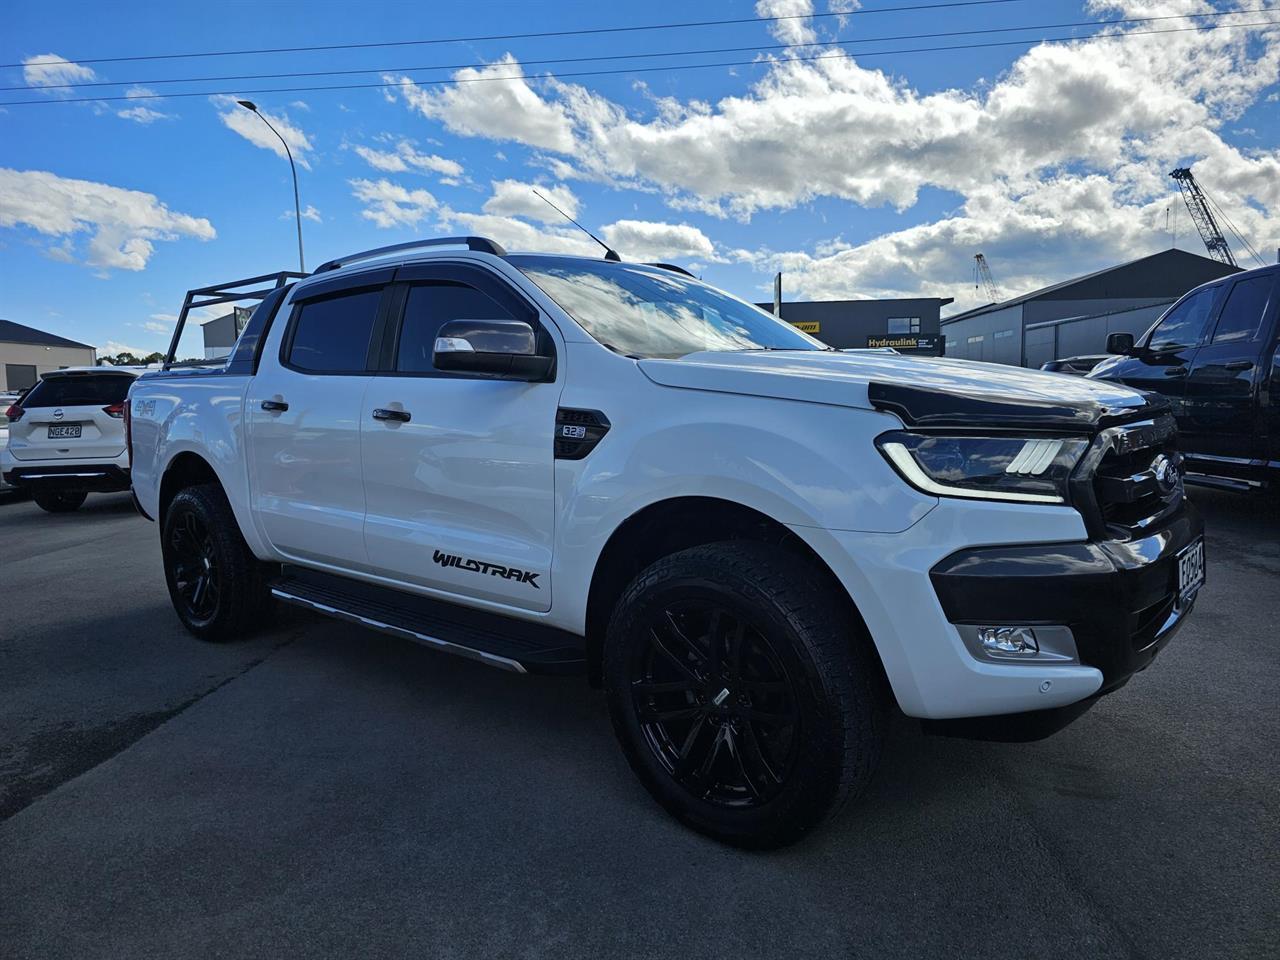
0 319 97 392
201 306 254 359
755 298 953 353
940 249 1239 368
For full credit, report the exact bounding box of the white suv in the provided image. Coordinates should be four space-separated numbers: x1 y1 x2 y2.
2 367 138 512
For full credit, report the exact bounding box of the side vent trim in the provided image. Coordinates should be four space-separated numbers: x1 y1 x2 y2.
555 408 611 460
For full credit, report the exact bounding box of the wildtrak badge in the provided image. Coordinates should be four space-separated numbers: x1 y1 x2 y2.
433 550 541 588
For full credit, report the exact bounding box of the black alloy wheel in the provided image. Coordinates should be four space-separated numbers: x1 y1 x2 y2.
632 603 799 808
161 483 272 642
605 541 884 848
168 510 221 622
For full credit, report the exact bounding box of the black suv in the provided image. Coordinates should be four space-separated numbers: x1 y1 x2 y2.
1090 263 1279 491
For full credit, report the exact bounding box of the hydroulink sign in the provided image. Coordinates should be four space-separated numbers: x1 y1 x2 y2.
865 334 941 352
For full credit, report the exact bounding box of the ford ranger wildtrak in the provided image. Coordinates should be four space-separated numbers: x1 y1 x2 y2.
127 237 1205 847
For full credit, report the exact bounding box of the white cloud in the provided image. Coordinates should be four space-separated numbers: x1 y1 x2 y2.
280 204 322 223
755 0 819 48
213 96 315 169
101 339 152 356
601 220 719 261
441 210 599 256
483 179 580 223
353 141 463 178
349 177 601 253
22 54 95 95
118 105 170 124
384 55 576 152
290 100 311 111
0 168 215 272
141 316 174 334
349 178 438 228
380 6 1280 300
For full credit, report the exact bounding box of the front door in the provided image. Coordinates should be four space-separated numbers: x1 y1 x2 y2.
1182 272 1278 466
1110 283 1225 421
246 273 391 571
361 263 560 612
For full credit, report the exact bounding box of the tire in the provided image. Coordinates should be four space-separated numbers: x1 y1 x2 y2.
161 483 272 642
604 541 884 849
33 490 87 513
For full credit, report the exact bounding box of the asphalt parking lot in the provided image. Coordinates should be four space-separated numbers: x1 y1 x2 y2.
1 488 1277 959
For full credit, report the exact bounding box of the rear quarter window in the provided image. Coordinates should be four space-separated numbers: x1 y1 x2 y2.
285 288 383 373
21 375 133 407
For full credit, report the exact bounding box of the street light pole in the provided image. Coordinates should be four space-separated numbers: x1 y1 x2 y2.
237 100 305 273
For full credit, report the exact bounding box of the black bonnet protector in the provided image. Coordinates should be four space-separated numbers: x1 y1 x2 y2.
868 381 1169 433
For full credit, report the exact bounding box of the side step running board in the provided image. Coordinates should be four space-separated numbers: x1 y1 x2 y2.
270 566 587 676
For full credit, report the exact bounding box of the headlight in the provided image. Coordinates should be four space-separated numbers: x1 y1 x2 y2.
876 431 1089 504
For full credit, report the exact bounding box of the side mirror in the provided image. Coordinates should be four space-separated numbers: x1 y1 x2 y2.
433 318 554 381
1106 332 1135 355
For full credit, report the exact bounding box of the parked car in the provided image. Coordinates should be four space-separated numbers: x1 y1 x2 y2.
1040 355 1110 375
0 396 14 493
1 367 139 511
1090 262 1279 491
128 238 1203 847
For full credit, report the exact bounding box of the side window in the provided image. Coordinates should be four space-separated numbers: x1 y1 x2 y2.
1210 276 1273 344
286 288 383 373
1148 288 1217 351
396 281 515 374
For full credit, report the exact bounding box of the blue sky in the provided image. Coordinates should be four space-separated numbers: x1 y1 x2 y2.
2 0 1278 356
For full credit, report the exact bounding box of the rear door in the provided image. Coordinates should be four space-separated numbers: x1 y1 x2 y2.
359 262 560 612
1181 271 1279 465
245 268 393 572
6 370 133 461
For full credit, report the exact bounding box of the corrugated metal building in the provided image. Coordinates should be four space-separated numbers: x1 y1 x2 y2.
940 249 1239 368
755 297 953 353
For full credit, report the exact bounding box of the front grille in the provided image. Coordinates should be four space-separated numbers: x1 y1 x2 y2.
1082 415 1183 538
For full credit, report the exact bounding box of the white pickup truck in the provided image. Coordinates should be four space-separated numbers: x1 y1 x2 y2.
128 237 1204 847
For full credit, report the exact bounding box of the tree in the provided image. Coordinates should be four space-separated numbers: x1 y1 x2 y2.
99 351 164 367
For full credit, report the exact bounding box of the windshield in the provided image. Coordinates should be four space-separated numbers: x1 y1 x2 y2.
509 256 826 359
22 374 132 407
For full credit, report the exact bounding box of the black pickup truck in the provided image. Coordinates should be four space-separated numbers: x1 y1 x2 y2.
1090 262 1279 492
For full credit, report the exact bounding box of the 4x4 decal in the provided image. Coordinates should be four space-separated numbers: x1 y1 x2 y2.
433 550 540 588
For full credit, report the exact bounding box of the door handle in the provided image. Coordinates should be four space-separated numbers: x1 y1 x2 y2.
372 408 411 423
261 399 289 411
1224 360 1253 371
1166 368 1188 378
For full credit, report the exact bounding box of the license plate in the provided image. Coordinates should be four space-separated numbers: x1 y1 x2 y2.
1177 538 1205 604
48 424 82 439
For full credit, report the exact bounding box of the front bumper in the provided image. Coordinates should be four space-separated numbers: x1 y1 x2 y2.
788 492 1202 726
930 501 1202 693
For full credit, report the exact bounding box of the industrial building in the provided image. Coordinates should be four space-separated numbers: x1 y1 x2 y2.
0 319 97 392
756 297 953 354
201 306 254 359
940 249 1239 368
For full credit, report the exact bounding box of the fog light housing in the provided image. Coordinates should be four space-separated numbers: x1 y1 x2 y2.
978 626 1040 656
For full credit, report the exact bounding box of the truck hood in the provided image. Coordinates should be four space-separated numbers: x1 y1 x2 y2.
637 350 1164 431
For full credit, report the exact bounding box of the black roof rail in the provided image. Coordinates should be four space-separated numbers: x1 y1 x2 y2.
647 262 696 278
315 236 507 273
